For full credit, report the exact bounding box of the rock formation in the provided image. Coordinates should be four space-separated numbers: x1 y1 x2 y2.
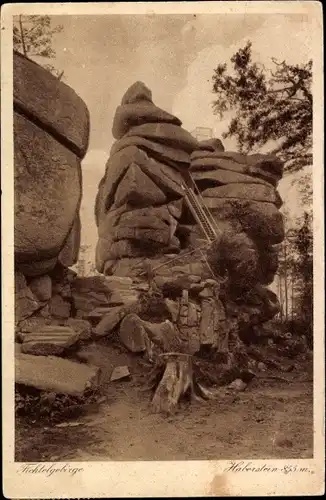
191 142 284 320
94 82 287 412
14 52 89 277
14 51 91 364
15 73 293 414
95 81 284 317
95 81 199 277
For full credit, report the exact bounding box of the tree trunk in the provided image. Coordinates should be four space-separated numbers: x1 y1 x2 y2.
278 273 284 322
291 271 295 322
19 15 27 56
283 243 289 322
150 353 215 414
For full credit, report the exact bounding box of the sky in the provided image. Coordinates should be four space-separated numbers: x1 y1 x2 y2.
47 13 313 255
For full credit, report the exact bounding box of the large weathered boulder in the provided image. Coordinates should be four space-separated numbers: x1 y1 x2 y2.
202 198 284 245
192 167 272 186
112 82 181 140
14 51 89 158
14 52 89 276
121 81 153 105
95 82 199 275
95 153 184 233
125 123 199 153
113 162 167 208
112 102 182 140
14 114 82 264
201 183 282 207
110 136 191 169
190 151 283 186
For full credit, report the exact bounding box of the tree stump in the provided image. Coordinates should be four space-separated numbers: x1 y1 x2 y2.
151 352 213 414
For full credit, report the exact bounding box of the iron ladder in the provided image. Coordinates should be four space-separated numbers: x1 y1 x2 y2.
181 176 221 243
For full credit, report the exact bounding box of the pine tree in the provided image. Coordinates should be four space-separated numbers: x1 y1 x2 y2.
13 15 64 79
293 212 313 346
277 213 313 346
212 41 312 173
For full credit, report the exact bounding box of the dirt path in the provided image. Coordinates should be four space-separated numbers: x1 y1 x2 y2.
16 344 313 461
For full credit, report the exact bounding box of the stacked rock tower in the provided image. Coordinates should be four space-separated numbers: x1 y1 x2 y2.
95 81 200 276
190 141 285 319
95 83 285 344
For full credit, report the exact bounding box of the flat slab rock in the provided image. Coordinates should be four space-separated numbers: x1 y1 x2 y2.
20 325 80 356
108 289 138 307
119 313 147 353
93 305 128 337
15 353 100 396
110 365 131 382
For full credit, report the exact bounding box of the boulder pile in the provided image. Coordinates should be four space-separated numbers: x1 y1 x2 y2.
15 270 142 394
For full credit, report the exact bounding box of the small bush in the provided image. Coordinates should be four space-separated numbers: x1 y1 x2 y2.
15 385 101 424
138 288 169 322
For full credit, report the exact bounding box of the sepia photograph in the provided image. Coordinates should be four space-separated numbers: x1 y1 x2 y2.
1 1 324 497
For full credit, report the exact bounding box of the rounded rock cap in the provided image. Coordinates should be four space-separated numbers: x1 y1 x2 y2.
121 81 153 105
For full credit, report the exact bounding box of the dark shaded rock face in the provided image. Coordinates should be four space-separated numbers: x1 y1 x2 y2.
14 113 82 266
14 51 89 277
94 82 285 346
